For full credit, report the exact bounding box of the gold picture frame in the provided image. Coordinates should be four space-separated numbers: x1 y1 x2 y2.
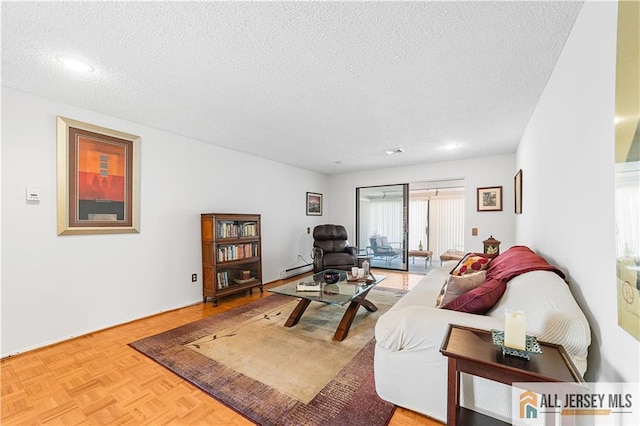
57 116 141 235
477 186 503 212
614 0 639 340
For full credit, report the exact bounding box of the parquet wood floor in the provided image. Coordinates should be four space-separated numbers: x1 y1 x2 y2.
1 269 442 425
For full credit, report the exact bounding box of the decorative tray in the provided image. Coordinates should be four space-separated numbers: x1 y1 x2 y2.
491 329 542 360
346 273 375 283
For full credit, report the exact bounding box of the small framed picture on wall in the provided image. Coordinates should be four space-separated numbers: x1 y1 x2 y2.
306 192 323 216
477 186 503 212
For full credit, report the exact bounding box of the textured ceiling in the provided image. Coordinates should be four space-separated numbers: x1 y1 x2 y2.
1 1 583 175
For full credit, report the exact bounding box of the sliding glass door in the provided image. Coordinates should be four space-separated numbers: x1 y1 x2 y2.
356 184 408 271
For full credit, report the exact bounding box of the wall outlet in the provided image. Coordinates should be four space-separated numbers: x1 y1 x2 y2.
191 273 197 282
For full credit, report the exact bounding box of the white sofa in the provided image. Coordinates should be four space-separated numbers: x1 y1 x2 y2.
374 247 591 423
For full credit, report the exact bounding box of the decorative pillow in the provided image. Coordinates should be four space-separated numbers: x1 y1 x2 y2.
435 281 447 307
450 253 492 276
440 278 507 313
436 271 487 308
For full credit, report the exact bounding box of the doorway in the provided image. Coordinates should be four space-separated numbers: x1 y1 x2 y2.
356 180 465 273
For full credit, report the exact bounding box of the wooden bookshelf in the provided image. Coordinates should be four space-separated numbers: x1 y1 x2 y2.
201 213 263 306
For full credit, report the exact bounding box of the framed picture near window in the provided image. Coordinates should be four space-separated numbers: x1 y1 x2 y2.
57 116 141 235
514 169 523 214
477 186 503 212
306 192 323 216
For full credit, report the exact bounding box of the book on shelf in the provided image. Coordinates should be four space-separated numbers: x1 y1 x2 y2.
217 271 229 289
217 221 258 238
242 222 257 237
296 280 321 292
217 243 258 262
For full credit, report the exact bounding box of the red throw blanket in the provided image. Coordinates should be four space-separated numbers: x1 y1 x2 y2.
486 245 566 283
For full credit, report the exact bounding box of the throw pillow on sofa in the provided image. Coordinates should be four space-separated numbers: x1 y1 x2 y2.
436 270 487 308
450 253 492 276
440 278 507 313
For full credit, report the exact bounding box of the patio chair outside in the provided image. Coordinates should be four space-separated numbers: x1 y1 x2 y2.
367 236 402 264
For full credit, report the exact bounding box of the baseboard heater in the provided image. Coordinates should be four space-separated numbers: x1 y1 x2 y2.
280 263 313 279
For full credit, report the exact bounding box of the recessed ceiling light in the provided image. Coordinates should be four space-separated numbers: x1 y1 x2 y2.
384 148 404 155
56 55 95 73
443 143 461 150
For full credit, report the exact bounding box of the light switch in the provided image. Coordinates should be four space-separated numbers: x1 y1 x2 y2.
26 186 41 201
472 227 478 236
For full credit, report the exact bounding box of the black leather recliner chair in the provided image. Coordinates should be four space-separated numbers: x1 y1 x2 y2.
311 224 358 273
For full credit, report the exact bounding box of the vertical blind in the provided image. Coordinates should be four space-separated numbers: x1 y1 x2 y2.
365 199 404 247
359 185 465 261
361 193 464 258
425 194 465 258
409 199 428 250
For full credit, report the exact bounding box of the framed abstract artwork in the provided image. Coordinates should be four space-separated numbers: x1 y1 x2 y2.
477 186 503 212
515 169 523 214
57 116 141 235
306 192 322 216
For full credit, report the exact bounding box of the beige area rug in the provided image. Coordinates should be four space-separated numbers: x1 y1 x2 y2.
130 288 405 426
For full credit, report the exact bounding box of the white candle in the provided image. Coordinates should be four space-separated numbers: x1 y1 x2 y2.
504 309 526 350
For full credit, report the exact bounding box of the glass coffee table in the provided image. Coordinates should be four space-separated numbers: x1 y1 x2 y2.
268 269 385 341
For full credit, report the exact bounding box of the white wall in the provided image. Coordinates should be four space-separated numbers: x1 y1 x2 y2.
328 153 516 253
1 87 328 357
517 1 639 382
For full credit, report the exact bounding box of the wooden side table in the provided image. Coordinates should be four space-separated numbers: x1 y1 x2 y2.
440 324 584 426
408 250 433 268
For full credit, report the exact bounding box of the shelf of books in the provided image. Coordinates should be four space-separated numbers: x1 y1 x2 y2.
217 243 259 262
201 213 263 306
217 220 258 239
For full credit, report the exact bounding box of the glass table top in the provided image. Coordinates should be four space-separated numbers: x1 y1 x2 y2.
268 269 385 306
